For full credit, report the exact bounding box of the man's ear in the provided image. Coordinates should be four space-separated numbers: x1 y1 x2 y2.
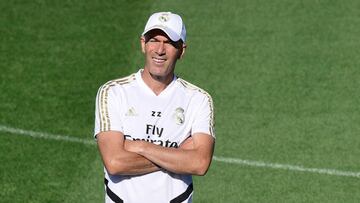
178 43 187 59
140 36 146 54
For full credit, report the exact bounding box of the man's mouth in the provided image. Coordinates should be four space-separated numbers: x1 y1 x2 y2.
152 57 166 64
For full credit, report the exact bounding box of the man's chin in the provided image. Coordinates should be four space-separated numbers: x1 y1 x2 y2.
150 72 166 80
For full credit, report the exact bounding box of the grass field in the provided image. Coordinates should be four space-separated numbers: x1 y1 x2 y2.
1 0 360 202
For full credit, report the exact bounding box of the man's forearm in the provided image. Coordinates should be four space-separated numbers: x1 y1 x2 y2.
126 134 215 176
107 150 160 175
96 131 160 176
140 143 206 175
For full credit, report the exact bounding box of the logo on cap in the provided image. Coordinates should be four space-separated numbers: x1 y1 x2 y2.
158 13 170 23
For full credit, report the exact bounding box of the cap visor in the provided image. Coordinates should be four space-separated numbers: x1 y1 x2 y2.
142 26 181 42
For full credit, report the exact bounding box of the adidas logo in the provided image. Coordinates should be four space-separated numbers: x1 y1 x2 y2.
126 107 138 116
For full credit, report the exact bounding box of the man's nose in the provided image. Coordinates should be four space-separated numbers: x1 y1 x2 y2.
156 42 165 55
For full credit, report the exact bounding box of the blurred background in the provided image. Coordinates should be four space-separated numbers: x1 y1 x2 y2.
1 0 360 202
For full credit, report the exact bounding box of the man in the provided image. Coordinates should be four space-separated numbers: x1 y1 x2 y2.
94 11 215 203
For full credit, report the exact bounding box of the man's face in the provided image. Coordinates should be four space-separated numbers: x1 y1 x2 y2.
141 29 185 81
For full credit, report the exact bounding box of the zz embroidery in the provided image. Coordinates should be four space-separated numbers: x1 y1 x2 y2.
151 111 161 117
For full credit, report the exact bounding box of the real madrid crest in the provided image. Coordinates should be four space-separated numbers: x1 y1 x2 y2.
173 107 185 125
159 13 170 23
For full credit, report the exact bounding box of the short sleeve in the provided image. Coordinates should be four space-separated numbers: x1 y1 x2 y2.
94 84 124 139
191 94 215 138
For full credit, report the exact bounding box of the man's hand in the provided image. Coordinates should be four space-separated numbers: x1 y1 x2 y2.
124 139 145 154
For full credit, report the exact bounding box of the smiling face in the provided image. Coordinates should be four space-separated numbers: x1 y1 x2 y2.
141 29 185 84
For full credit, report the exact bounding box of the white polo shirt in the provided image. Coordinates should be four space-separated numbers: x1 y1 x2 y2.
94 69 215 203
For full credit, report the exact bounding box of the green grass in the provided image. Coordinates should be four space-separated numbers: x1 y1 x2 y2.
1 0 360 202
0 133 103 202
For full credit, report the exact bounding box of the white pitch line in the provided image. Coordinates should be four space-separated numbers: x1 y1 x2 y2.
1 124 360 178
212 156 360 178
0 125 95 146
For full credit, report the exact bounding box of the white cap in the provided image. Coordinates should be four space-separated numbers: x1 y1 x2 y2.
142 12 186 43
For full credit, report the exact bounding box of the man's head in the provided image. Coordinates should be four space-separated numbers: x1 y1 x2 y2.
140 12 187 83
142 11 186 43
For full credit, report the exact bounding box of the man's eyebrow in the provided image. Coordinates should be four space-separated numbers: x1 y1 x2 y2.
147 36 180 47
150 36 171 42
